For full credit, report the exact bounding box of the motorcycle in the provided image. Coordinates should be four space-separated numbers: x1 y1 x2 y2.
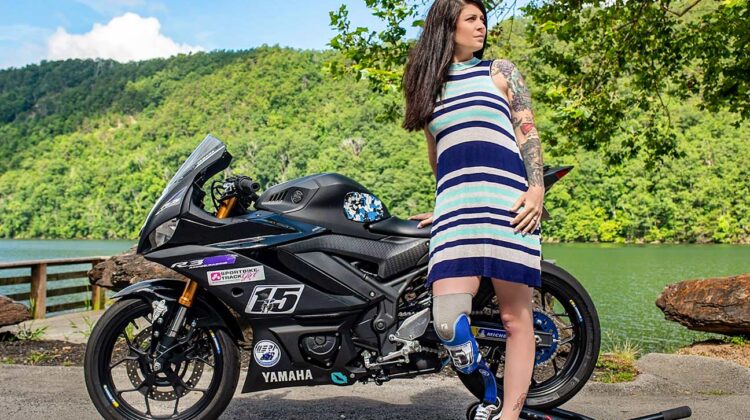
84 134 603 419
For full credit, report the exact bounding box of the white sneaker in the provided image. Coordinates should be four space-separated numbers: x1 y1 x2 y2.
474 402 502 420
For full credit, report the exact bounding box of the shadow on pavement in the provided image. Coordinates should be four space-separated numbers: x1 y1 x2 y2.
223 385 475 419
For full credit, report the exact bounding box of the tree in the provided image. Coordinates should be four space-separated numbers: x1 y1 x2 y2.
327 0 749 164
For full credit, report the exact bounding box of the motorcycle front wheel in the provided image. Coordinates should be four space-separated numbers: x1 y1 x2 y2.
84 297 240 420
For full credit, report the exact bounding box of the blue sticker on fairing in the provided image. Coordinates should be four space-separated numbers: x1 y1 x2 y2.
331 371 348 385
342 191 385 223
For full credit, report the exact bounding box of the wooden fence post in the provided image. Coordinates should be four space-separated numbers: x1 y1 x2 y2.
30 263 47 319
91 261 106 310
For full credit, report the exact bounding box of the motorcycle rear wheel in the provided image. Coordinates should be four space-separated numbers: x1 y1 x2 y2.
461 266 601 409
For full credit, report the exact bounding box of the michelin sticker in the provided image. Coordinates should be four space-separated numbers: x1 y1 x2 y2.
207 266 265 286
253 340 281 368
472 326 507 340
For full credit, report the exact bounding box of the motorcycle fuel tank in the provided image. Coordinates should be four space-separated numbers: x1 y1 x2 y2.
254 173 391 239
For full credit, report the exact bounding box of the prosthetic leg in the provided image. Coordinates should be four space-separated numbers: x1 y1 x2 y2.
434 294 501 419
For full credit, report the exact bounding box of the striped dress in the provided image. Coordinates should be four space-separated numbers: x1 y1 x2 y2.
426 56 542 288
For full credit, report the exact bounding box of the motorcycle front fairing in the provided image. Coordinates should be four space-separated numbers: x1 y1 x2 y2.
131 135 379 391
137 134 232 254
136 135 304 253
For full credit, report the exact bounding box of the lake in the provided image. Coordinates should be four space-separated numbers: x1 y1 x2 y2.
542 243 749 354
1 239 747 354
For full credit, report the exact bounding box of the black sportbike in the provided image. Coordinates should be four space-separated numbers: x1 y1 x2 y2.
84 134 601 419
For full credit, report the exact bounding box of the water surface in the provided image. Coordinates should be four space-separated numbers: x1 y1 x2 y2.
2 240 748 353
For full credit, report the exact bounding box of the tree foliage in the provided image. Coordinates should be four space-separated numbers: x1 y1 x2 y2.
327 0 749 164
0 47 747 243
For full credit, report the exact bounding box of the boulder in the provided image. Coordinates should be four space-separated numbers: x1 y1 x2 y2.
88 246 188 290
88 247 252 343
0 295 31 327
656 273 750 336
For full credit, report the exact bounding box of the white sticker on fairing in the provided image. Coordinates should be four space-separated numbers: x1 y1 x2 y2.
446 341 474 370
245 285 304 314
253 340 281 368
207 266 265 286
261 369 313 383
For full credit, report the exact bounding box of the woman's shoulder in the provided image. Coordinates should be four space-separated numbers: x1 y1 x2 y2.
486 58 516 96
486 57 518 73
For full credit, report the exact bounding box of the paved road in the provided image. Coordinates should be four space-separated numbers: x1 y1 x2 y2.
0 353 748 419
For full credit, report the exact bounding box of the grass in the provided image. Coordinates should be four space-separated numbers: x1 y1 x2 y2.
722 335 749 346
68 315 95 340
12 323 48 341
607 337 642 362
25 351 52 365
593 332 642 383
698 389 734 396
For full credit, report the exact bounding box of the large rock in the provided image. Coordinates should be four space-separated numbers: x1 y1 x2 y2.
0 295 31 327
88 246 188 290
656 273 750 336
88 247 252 343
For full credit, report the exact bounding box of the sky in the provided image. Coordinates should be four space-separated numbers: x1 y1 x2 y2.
0 0 412 69
0 0 528 70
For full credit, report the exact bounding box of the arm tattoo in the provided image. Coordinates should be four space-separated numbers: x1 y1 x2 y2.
495 60 544 187
512 116 535 136
491 59 532 112
521 126 544 187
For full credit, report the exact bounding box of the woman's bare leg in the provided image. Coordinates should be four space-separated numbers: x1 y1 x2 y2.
431 275 481 297
491 278 535 420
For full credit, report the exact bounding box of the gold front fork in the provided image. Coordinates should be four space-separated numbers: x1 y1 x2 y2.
178 280 199 307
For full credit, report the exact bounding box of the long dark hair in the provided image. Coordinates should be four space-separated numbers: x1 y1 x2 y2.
402 0 488 132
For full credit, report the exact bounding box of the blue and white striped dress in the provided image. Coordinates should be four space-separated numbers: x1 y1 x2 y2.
426 56 542 288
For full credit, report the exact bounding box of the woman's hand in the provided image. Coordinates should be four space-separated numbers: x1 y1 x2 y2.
510 185 544 235
408 212 434 229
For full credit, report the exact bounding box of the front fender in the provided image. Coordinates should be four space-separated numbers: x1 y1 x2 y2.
111 278 244 343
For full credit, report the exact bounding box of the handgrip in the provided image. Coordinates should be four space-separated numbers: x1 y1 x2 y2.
629 405 692 420
238 178 260 194
661 406 691 420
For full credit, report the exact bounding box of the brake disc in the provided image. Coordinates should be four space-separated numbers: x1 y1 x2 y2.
124 327 206 401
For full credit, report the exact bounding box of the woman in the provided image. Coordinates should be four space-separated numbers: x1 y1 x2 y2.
403 1 544 419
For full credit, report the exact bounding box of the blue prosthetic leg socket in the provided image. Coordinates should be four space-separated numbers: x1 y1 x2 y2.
440 313 498 404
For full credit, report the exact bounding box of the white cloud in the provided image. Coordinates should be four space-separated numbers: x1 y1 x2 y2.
47 13 203 62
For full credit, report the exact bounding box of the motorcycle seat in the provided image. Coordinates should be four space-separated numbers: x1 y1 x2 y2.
366 216 430 239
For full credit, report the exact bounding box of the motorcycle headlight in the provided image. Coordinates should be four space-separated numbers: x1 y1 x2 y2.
149 218 179 249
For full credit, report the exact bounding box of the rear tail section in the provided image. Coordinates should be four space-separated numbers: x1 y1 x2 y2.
541 165 573 221
543 165 573 192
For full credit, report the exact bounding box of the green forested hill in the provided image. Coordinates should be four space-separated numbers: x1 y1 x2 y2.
0 46 747 243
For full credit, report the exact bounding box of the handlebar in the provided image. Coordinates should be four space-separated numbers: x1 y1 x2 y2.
238 178 260 194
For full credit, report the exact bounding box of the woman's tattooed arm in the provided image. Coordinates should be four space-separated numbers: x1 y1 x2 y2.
490 59 544 187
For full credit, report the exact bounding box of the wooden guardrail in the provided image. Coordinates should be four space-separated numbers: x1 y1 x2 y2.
0 256 110 319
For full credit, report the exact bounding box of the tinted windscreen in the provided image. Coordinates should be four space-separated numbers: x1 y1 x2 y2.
141 134 227 233
164 135 226 193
